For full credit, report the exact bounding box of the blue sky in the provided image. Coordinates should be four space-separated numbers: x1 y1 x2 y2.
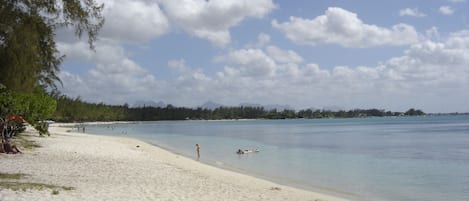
57 0 469 113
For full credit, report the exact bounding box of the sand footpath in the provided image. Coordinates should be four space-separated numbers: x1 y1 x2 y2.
0 124 350 201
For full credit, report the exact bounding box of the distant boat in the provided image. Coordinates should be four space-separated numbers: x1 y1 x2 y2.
236 149 259 154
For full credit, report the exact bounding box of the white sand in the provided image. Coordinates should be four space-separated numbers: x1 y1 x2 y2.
0 124 350 201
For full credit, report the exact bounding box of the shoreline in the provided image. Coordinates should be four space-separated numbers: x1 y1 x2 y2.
143 138 356 199
0 124 350 201
64 121 356 198
61 122 358 200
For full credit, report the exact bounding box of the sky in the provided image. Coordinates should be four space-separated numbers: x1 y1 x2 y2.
56 0 469 113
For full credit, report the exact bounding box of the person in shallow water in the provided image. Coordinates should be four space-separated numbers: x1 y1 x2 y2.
237 149 259 154
195 144 200 159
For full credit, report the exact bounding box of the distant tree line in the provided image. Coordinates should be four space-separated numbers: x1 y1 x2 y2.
51 95 425 122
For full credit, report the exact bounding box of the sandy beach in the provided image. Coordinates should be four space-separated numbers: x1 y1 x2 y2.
0 124 349 201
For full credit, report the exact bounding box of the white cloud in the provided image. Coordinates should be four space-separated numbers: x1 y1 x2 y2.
448 0 465 3
272 7 419 48
425 27 440 41
399 8 426 17
159 0 276 47
214 31 469 111
57 40 94 61
244 33 271 48
60 0 276 47
58 39 161 104
166 59 213 97
256 33 271 47
58 39 132 65
58 24 469 112
439 6 455 15
55 0 274 104
168 59 194 74
265 46 303 64
99 0 169 42
218 49 277 77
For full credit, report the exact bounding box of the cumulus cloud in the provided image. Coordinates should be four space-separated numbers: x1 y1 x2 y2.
59 31 469 111
165 59 213 99
99 0 169 43
159 0 276 47
59 0 275 47
58 39 161 104
217 48 277 77
57 40 95 61
265 46 303 64
55 0 277 104
439 6 455 15
244 33 271 48
204 31 469 111
399 8 426 17
56 1 469 112
272 7 419 48
168 59 192 74
59 39 131 65
425 27 440 41
56 0 171 102
256 33 271 47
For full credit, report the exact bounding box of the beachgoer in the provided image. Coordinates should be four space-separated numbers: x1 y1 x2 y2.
2 138 21 154
0 141 5 153
196 144 201 159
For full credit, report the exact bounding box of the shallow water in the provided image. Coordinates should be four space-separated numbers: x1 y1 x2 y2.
82 115 469 201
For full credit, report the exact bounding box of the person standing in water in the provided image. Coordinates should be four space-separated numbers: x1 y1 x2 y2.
195 144 201 159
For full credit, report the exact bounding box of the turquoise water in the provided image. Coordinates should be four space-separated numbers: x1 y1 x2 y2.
82 115 469 201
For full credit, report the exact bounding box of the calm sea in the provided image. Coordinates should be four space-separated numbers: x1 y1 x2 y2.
80 115 469 201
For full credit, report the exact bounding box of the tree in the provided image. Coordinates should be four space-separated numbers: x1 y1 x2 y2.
0 84 14 118
404 108 425 116
1 84 57 135
10 92 57 135
0 1 104 135
0 0 104 92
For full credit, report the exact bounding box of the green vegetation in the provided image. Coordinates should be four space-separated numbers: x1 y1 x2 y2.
404 108 425 116
1 84 57 135
0 0 104 135
51 95 425 122
52 95 127 122
0 0 104 92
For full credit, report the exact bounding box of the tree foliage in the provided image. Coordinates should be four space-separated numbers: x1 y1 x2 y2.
1 84 57 135
51 95 426 122
0 0 104 135
0 84 14 117
11 92 57 122
404 108 425 116
53 95 127 122
0 0 104 92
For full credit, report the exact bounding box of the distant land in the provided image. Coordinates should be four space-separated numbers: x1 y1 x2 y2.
51 96 433 122
134 100 311 111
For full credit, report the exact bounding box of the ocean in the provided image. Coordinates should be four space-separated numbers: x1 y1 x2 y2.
79 115 469 201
